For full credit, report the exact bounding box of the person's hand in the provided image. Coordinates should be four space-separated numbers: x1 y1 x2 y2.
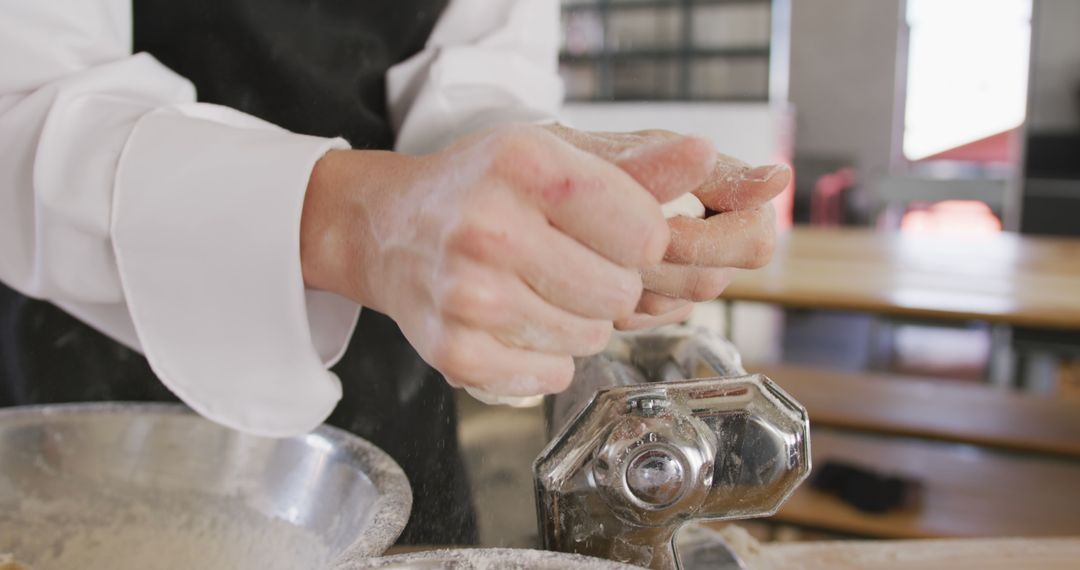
299 125 715 397
545 124 791 330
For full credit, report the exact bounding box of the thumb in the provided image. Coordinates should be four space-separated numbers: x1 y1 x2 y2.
615 135 717 205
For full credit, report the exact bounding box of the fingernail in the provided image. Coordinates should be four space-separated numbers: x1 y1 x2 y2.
745 164 789 182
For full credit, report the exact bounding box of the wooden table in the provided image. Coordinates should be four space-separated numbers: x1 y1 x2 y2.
393 538 1080 570
751 363 1080 458
723 227 1080 330
722 230 1080 539
738 536 1080 570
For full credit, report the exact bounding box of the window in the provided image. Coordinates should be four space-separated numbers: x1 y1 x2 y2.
560 0 775 101
903 0 1032 160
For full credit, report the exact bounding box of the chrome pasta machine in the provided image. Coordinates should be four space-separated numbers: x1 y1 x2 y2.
534 327 811 570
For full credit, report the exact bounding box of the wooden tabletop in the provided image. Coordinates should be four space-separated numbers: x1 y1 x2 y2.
723 227 1080 330
745 537 1080 570
772 429 1080 539
751 363 1080 458
386 538 1080 570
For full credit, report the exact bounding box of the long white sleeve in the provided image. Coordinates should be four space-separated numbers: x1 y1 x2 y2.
387 0 565 155
0 1 359 436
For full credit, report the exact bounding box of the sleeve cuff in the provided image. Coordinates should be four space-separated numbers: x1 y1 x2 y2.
112 105 358 436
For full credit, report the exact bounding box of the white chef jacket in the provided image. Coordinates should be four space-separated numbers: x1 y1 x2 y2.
0 0 564 436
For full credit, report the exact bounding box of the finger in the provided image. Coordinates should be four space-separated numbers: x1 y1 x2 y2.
439 263 614 356
446 208 644 320
642 265 737 302
434 326 576 396
665 205 777 268
547 125 717 206
545 125 787 213
694 158 791 212
636 291 692 316
515 220 645 320
615 303 695 331
546 124 679 159
614 136 717 204
502 129 670 267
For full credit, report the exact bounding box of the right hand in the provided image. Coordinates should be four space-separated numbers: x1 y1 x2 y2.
299 125 714 397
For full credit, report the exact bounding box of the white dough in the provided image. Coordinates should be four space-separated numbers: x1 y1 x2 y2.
661 193 706 219
464 387 544 408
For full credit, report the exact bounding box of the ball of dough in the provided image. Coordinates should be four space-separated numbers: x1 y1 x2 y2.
464 387 544 408
661 193 706 219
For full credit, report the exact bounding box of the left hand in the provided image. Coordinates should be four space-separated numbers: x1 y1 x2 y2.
545 124 791 330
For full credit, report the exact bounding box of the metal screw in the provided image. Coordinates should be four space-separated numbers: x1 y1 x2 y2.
628 395 668 417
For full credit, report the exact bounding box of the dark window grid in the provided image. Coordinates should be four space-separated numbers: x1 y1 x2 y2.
562 0 769 12
560 0 772 101
561 47 771 63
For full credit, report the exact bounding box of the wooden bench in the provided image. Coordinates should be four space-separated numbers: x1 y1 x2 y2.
734 534 1080 570
743 364 1080 538
749 363 1080 458
771 428 1080 538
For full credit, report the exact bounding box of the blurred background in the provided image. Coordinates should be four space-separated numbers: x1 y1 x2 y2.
459 0 1080 549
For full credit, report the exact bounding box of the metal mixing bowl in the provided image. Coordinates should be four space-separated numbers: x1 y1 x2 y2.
0 403 411 570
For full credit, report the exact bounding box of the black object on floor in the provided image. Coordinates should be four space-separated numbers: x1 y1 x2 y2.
811 460 922 514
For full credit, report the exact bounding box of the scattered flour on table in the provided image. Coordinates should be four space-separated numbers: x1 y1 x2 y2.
351 548 641 569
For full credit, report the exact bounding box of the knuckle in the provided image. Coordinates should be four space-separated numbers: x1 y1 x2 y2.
544 359 576 393
744 228 776 269
688 269 729 302
488 124 536 147
580 320 614 354
642 222 672 266
441 279 503 321
613 294 641 319
640 294 673 316
486 126 547 178
438 279 469 311
430 332 477 380
446 222 511 264
614 314 645 331
634 128 679 139
611 277 644 318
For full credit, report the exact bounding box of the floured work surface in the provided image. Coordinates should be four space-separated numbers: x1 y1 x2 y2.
708 526 1080 570
750 537 1080 570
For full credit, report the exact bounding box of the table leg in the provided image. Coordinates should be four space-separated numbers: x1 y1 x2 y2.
988 324 1016 388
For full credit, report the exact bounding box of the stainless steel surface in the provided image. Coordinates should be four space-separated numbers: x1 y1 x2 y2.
0 403 411 570
346 548 643 569
535 327 811 570
546 327 746 439
673 525 749 570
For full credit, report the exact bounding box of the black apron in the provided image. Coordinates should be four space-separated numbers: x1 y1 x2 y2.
0 0 478 546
